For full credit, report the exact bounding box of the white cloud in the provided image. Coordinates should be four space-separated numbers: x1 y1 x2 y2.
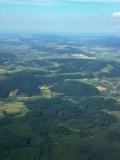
112 12 120 18
111 12 120 21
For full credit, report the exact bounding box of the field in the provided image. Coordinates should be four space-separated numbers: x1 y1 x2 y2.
0 34 120 160
96 86 106 91
40 86 52 98
0 101 28 117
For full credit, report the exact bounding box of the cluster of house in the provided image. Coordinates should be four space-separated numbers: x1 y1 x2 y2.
109 81 120 95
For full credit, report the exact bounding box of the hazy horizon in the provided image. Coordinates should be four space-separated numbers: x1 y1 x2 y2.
0 0 120 34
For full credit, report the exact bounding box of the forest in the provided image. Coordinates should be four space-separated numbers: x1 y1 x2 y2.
1 97 120 159
50 81 100 96
0 34 120 160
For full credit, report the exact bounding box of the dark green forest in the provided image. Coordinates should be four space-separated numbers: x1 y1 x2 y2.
50 81 100 96
1 97 120 160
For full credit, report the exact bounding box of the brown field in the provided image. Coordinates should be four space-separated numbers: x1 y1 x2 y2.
9 89 18 97
96 86 106 91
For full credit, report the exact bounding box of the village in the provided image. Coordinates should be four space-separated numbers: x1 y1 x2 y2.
109 81 120 95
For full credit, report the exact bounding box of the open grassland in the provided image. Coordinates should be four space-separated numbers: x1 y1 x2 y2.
0 101 29 117
100 64 114 73
104 109 120 120
110 111 120 120
116 98 120 103
40 86 51 98
0 108 3 117
79 78 100 87
62 97 78 104
83 46 120 61
0 68 7 74
17 95 42 101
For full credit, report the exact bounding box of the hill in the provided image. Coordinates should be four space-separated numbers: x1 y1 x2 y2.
51 81 100 96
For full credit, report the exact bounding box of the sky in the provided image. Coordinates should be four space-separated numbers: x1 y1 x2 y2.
0 0 120 34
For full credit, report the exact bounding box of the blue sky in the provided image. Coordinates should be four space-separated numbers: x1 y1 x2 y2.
0 0 120 34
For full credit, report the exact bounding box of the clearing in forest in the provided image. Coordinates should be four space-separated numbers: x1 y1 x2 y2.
96 86 106 91
40 86 51 98
9 89 18 97
0 101 28 117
